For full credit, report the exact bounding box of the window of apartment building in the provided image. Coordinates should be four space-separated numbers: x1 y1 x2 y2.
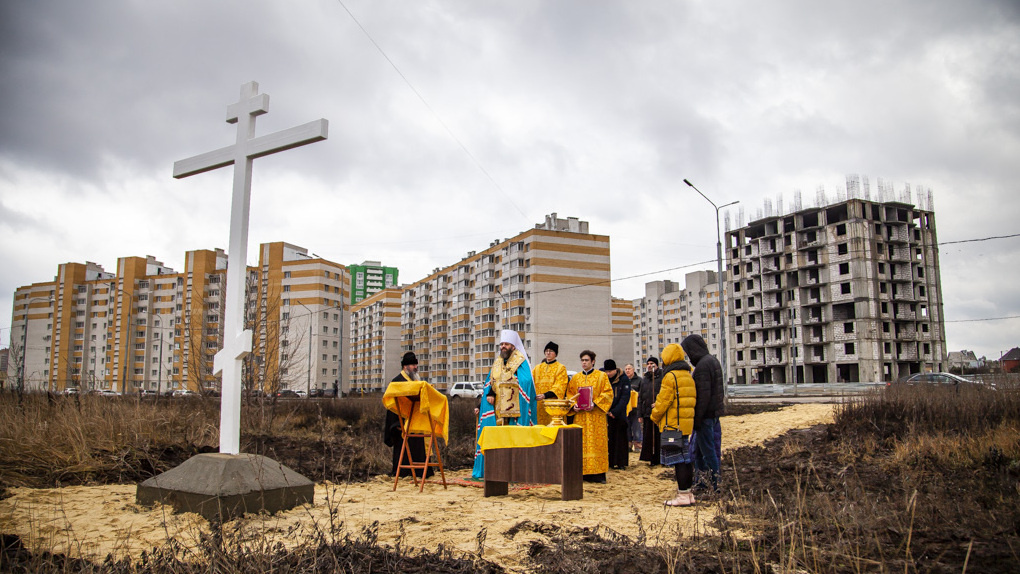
840 283 851 295
877 263 885 274
333 341 338 348
844 322 854 333
884 342 891 353
836 223 847 236
749 332 757 343
750 350 757 360
837 243 849 256
917 267 925 279
918 285 926 297
733 282 741 293
880 283 887 294
923 343 931 355
283 299 290 306
734 299 742 310
921 323 929 333
735 316 742 326
844 343 855 355
322 340 328 347
736 350 743 361
839 263 849 275
736 333 743 344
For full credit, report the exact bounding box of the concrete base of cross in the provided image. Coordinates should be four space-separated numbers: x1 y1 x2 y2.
136 453 313 521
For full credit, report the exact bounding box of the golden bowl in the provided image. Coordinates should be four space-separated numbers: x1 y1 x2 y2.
542 398 574 426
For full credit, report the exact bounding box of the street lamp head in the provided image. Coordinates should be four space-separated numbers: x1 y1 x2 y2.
683 179 694 187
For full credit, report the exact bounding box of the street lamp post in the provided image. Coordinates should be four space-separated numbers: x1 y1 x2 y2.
683 179 738 398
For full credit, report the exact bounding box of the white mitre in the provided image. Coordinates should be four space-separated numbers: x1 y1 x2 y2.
499 329 531 369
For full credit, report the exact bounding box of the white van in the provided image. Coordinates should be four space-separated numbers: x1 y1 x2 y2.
447 381 484 399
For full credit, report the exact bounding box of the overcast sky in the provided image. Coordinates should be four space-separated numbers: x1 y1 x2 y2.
1 1 1018 361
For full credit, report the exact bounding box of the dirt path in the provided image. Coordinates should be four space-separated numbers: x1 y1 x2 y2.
0 403 834 572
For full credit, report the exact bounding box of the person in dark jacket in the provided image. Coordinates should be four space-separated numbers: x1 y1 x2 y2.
681 334 724 491
604 359 631 469
638 356 663 465
382 352 434 478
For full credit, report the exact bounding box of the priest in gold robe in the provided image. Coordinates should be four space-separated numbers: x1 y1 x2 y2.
567 349 614 483
532 341 569 425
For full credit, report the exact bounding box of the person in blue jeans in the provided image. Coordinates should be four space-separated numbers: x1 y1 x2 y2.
681 334 724 491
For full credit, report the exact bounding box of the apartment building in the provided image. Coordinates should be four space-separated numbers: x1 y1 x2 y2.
381 214 617 392
8 241 356 395
349 262 398 305
725 196 947 384
349 287 402 391
7 252 226 394
252 242 351 395
631 271 723 366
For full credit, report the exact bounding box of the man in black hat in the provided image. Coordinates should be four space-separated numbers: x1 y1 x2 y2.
604 359 631 469
532 341 568 425
382 351 433 477
638 356 663 465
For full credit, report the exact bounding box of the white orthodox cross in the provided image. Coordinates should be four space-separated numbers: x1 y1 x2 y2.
174 81 328 454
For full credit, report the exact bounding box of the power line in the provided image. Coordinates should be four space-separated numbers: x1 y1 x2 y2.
334 0 529 222
941 233 1020 246
945 315 1020 323
531 258 718 295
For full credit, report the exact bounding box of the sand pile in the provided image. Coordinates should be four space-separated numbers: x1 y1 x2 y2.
0 403 834 571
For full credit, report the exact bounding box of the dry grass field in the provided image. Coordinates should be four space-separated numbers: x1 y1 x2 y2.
1 380 1018 573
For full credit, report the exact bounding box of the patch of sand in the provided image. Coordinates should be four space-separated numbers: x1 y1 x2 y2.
0 403 834 571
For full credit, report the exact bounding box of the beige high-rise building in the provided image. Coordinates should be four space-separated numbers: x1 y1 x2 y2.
349 288 402 391
252 242 351 395
7 252 225 394
376 214 619 392
632 271 723 366
8 242 354 396
724 194 947 384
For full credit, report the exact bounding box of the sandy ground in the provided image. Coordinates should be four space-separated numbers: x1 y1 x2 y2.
0 403 834 571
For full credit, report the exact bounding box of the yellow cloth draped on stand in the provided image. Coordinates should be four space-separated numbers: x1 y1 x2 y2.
477 424 580 453
382 380 450 442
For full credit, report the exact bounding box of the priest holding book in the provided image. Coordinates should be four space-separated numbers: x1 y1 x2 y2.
567 349 614 483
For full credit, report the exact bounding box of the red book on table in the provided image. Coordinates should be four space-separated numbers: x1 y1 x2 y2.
576 386 593 411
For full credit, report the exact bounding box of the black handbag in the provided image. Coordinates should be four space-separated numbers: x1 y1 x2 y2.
659 372 686 452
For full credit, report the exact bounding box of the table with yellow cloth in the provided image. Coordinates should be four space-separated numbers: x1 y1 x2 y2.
382 380 449 443
479 424 583 500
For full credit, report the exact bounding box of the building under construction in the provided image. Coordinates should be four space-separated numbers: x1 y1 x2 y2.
724 180 947 384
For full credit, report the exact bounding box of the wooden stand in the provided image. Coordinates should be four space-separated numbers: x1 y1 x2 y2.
483 426 582 500
393 401 447 492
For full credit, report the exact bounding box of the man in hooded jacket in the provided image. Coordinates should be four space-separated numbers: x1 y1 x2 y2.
681 334 724 491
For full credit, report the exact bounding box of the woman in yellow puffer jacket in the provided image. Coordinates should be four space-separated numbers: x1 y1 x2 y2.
650 343 698 506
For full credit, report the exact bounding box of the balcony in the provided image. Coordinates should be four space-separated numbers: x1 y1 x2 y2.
892 290 914 302
894 310 917 321
898 347 919 360
804 312 826 325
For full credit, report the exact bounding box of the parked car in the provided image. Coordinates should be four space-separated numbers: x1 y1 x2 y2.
295 389 308 398
172 389 198 397
890 372 995 390
276 389 299 398
62 387 80 395
447 381 483 399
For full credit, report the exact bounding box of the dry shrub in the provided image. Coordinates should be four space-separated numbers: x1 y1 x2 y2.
0 392 483 492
